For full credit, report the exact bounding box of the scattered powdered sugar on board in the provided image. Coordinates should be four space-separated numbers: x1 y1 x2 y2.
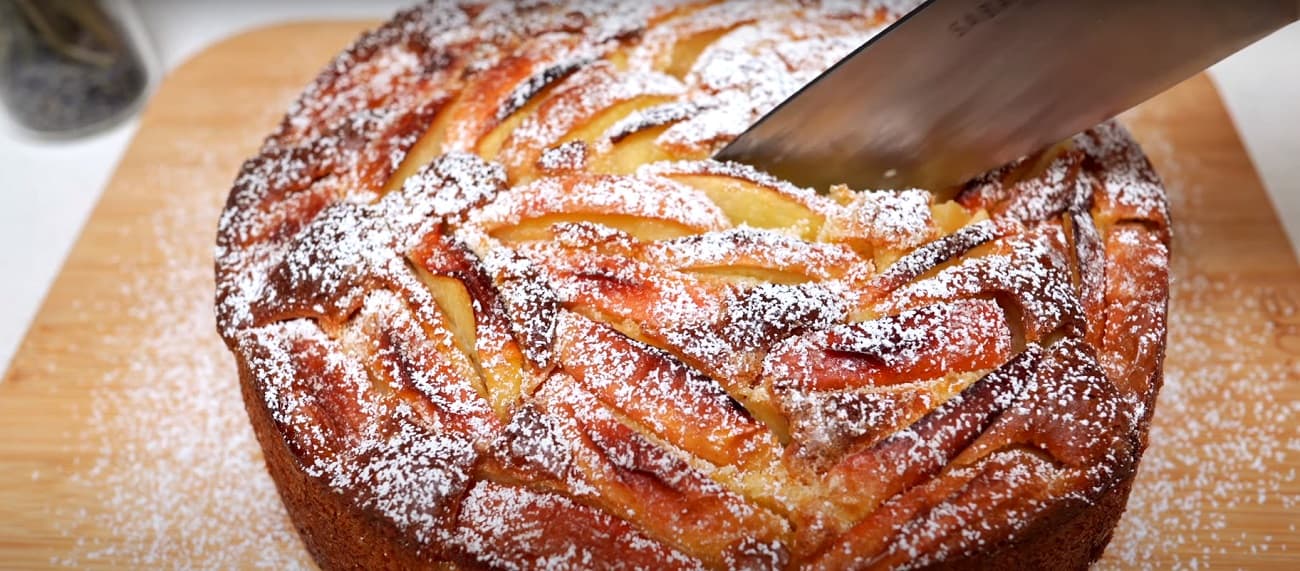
47 144 310 569
1101 274 1300 569
1096 111 1300 569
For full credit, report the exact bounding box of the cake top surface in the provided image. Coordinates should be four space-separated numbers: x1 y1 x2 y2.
214 1 1170 568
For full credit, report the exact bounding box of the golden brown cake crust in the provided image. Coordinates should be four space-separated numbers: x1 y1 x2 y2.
214 2 1171 569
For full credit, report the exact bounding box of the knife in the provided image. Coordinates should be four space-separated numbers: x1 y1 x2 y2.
714 0 1300 191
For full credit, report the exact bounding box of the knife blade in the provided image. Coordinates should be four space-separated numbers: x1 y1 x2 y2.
714 0 1299 191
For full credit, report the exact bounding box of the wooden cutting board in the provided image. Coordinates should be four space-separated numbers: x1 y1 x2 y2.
0 21 1296 570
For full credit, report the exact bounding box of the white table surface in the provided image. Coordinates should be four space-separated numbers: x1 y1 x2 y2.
0 3 1297 373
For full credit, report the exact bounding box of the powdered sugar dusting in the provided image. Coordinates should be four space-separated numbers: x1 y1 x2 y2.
38 1 1290 566
470 173 729 236
642 227 862 280
205 1 1193 568
51 160 309 568
1099 273 1300 570
658 14 876 153
820 188 935 250
498 62 684 170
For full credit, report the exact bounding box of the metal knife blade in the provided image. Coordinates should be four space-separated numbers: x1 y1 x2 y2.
714 0 1299 191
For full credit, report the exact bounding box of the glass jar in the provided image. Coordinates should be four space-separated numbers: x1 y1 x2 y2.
0 0 154 137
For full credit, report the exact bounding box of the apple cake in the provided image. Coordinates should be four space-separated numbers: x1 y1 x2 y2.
214 1 1170 569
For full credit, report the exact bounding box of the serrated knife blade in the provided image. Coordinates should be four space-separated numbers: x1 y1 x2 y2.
714 0 1299 191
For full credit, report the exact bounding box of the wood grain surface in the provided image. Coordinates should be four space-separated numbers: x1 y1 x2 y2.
0 21 1296 570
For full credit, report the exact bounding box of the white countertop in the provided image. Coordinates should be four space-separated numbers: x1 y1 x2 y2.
1 3 1297 372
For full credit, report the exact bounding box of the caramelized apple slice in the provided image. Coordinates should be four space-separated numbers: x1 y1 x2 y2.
221 142 337 243
475 78 564 164
818 188 937 263
241 317 497 560
809 447 1055 571
602 102 703 144
474 245 560 374
1098 223 1169 405
336 101 448 199
1068 207 1107 348
811 338 1133 565
878 226 1082 342
667 174 826 239
471 173 728 242
447 37 593 150
956 143 1071 210
495 62 684 180
524 235 806 361
815 348 1043 525
929 200 985 235
523 235 849 429
992 150 1088 223
641 160 837 239
535 141 593 175
382 151 507 229
251 202 400 329
452 481 702 570
522 239 731 335
379 98 456 196
268 42 455 148
642 228 864 284
555 311 776 468
482 373 790 569
817 335 1136 568
954 337 1132 470
344 290 487 421
410 233 541 417
778 370 987 469
381 37 593 194
590 102 705 174
559 97 678 153
414 272 476 356
1073 122 1170 228
763 299 1013 393
702 282 849 383
241 321 381 466
861 218 1019 303
593 125 680 175
626 2 771 77
656 17 866 155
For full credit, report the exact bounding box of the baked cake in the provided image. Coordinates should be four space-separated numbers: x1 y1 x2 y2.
214 1 1171 568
